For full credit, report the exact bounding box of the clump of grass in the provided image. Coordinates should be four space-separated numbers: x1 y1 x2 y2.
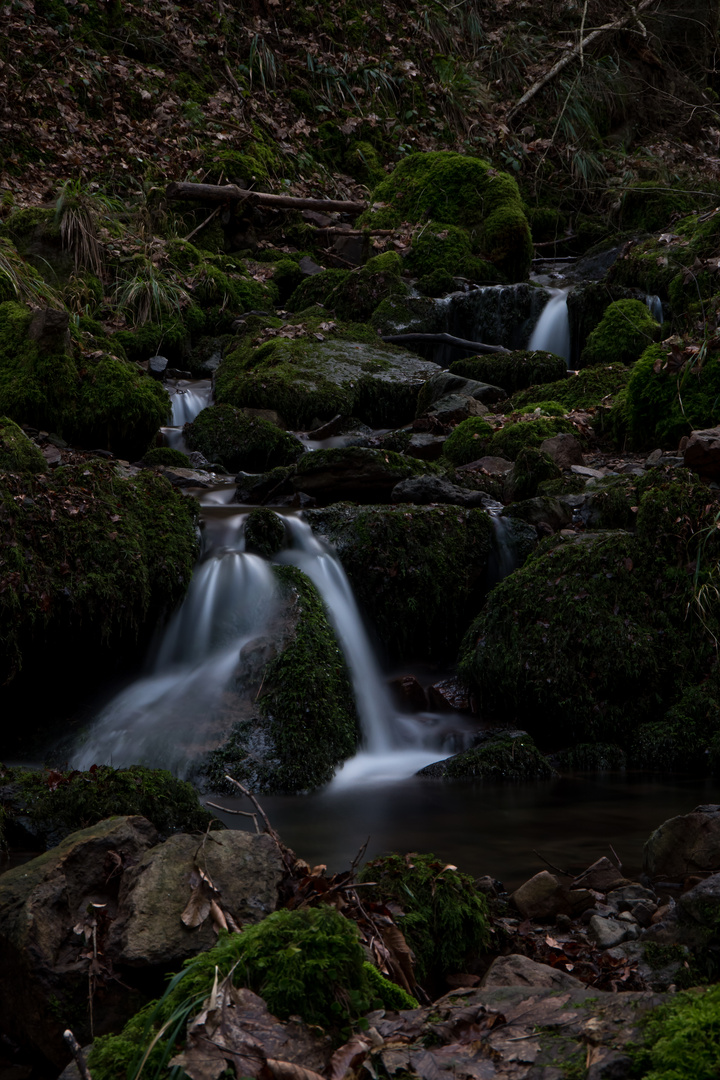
114 261 189 327
0 238 61 306
55 179 120 279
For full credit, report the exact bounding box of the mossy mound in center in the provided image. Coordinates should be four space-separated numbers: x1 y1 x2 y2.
216 329 440 430
358 152 533 282
184 404 303 472
579 299 662 368
450 351 568 395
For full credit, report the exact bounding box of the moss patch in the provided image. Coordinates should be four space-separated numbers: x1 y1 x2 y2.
142 446 191 468
580 299 662 368
450 351 567 395
0 416 46 471
633 986 720 1080
442 417 494 465
511 363 630 412
243 507 286 557
623 344 720 449
488 417 574 460
421 732 556 781
184 403 302 472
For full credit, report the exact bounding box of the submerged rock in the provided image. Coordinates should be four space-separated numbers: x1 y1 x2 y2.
419 731 555 781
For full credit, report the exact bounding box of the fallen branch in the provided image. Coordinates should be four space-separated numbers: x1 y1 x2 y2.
166 181 367 215
507 0 658 123
380 332 510 354
184 205 222 244
63 1030 93 1080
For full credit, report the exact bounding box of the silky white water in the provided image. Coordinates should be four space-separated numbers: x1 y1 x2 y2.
528 289 571 363
169 381 213 426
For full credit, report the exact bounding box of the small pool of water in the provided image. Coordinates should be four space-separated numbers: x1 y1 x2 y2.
208 772 720 890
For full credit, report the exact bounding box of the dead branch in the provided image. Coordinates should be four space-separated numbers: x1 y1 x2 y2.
380 332 510 354
166 181 367 216
507 0 658 123
63 1031 93 1080
184 205 222 244
205 800 260 833
532 850 574 877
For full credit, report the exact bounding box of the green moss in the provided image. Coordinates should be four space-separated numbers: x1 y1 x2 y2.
517 401 566 416
306 504 494 660
630 675 720 773
554 743 627 771
451 351 567 395
424 733 556 781
358 852 489 987
511 363 630 412
243 506 286 557
580 299 662 368
286 268 349 312
287 255 406 322
488 417 573 460
112 319 188 366
633 986 720 1080
0 417 46 472
78 357 170 460
272 258 304 305
405 225 503 283
0 460 199 688
142 446 190 468
441 417 494 465
358 152 533 281
617 182 703 232
624 345 720 449
417 268 457 297
506 446 561 501
1 765 213 843
184 404 302 472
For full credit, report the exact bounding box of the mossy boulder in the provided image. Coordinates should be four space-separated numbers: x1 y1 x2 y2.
0 460 199 713
142 446 191 468
358 152 533 282
511 363 630 412
306 503 495 660
204 565 359 794
216 330 440 429
184 404 303 472
554 743 627 771
0 765 213 851
621 344 720 448
405 225 503 283
442 417 494 465
504 447 561 502
0 417 46 472
293 446 432 504
419 732 556 781
112 319 189 367
243 507 286 557
459 472 720 749
488 417 574 460
629 676 720 774
289 251 407 322
579 299 662 368
617 181 705 232
450 350 567 395
566 282 647 364
0 302 169 459
358 852 489 988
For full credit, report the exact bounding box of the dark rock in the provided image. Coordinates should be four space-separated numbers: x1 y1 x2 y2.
427 677 470 712
481 953 586 990
419 731 556 782
391 473 489 507
405 432 447 461
389 675 428 711
511 871 568 920
683 426 720 479
502 496 571 532
148 354 169 380
416 371 507 420
299 255 324 276
540 432 585 468
28 307 71 352
572 857 628 894
643 805 720 879
293 447 424 505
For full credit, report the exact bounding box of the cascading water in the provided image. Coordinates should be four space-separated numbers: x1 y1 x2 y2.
646 294 663 324
162 379 213 451
527 289 571 363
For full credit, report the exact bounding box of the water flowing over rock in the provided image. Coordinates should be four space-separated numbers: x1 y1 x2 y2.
528 289 571 363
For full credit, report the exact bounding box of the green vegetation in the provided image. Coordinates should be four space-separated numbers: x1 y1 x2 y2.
89 905 416 1080
184 403 303 472
442 417 494 465
579 299 662 367
358 152 533 281
358 852 489 986
423 733 556 780
630 676 720 773
0 417 46 472
511 363 630 411
450 350 567 394
0 459 199 688
487 417 574 460
0 764 214 843
617 181 704 232
634 986 720 1080
505 446 561 501
243 506 286 557
141 446 191 468
405 225 502 283
620 344 720 448
554 743 627 771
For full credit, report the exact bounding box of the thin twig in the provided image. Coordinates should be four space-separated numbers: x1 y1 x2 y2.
532 850 574 877
184 205 222 244
224 774 281 842
609 844 623 872
206 800 260 833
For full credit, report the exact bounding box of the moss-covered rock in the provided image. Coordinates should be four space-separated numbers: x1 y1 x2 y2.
441 417 494 465
488 417 574 460
450 351 567 395
0 765 213 850
0 460 199 704
629 676 720 773
0 301 170 459
511 363 630 412
306 503 494 660
504 447 561 502
243 506 286 557
416 268 458 297
358 152 533 282
579 299 662 368
405 225 503 283
419 732 556 781
459 478 720 747
287 252 407 321
184 403 302 472
554 742 627 771
0 416 46 472
294 446 432 504
142 446 191 468
358 852 489 988
204 565 359 794
622 344 720 448
216 328 440 429
617 181 705 232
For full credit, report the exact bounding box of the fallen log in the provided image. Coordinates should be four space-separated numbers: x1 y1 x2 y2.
165 181 367 215
381 332 510 355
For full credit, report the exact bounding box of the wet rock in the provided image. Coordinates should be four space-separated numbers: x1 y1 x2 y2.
242 407 287 429
28 306 71 352
511 871 568 920
416 371 506 421
293 446 426 504
159 465 216 487
589 915 636 948
683 426 720 479
462 455 514 477
607 884 656 907
391 473 489 507
148 354 169 380
405 432 447 461
427 393 489 424
502 496 571 532
243 506 286 557
419 732 555 783
427 677 469 712
643 805 720 879
540 432 585 468
571 464 607 480
632 900 658 928
0 817 159 1067
481 953 586 990
111 831 284 968
572 857 628 894
389 675 428 711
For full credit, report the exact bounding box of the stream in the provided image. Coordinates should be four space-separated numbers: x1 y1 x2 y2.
61 277 720 888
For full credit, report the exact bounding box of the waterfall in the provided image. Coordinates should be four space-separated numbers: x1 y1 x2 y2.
646 294 663 324
528 289 571 364
169 380 213 426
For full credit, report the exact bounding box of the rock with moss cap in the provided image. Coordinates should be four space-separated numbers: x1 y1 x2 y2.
358 151 533 282
511 363 630 412
404 225 504 284
216 325 440 430
0 416 46 472
450 351 567 395
306 503 495 660
288 251 408 321
504 447 562 502
619 344 720 449
293 446 431 505
243 506 286 557
416 371 506 423
142 446 191 468
579 299 662 368
419 731 556 781
184 403 303 472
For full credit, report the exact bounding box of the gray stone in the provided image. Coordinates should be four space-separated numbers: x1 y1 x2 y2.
480 953 585 990
28 306 71 352
391 473 489 507
460 454 514 477
148 354 169 380
540 433 584 468
405 433 447 461
588 916 631 948
643 805 720 879
683 426 720 478
511 871 567 921
607 884 656 905
502 496 571 533
112 830 284 968
571 464 606 479
677 871 720 930
645 448 663 467
159 466 216 488
428 392 489 424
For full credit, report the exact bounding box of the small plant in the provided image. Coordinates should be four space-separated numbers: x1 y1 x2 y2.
634 985 720 1079
55 179 120 279
115 262 189 327
0 237 60 305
